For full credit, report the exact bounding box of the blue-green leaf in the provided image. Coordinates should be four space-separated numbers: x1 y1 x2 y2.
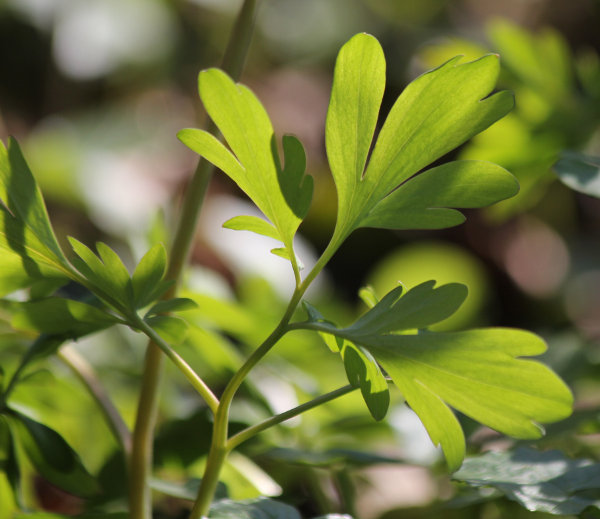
209 497 301 519
454 447 600 515
554 151 600 198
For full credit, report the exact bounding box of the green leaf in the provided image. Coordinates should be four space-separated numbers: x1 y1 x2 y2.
358 285 379 309
145 297 198 317
554 151 600 198
0 416 20 504
361 161 519 230
0 139 70 279
131 243 169 308
223 215 280 240
454 447 600 515
266 447 401 468
178 69 313 270
11 298 120 337
325 34 515 246
341 342 389 421
360 329 573 471
209 497 301 519
7 410 99 497
68 238 131 309
150 477 227 501
345 281 468 337
145 315 189 345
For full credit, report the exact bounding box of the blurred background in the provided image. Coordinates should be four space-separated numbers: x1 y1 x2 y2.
2 0 600 517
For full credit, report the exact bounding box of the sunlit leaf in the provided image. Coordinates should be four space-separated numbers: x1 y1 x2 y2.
325 34 515 248
178 69 313 272
454 447 600 515
209 497 301 519
223 215 280 240
7 410 99 497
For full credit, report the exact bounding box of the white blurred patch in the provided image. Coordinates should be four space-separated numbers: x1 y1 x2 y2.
201 194 321 299
51 0 176 80
389 405 442 466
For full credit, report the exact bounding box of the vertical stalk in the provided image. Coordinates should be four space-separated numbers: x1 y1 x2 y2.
128 2 259 518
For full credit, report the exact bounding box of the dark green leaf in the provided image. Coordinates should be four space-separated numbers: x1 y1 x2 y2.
145 315 189 345
0 139 70 276
0 416 20 502
11 298 119 337
145 297 198 317
131 243 168 308
554 151 600 198
8 411 98 497
209 497 301 519
454 447 600 515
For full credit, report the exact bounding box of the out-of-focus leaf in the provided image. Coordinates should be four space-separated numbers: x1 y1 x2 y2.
357 285 379 309
145 297 198 317
145 315 189 345
554 151 600 198
7 410 99 497
0 139 71 278
454 447 600 515
178 69 313 273
266 447 401 468
209 497 301 519
325 34 515 249
11 298 120 337
14 514 128 519
150 477 227 501
130 243 169 308
0 416 20 506
312 515 354 519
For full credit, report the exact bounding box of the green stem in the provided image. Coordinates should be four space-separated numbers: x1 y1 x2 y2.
227 384 357 451
58 345 132 456
128 2 259 518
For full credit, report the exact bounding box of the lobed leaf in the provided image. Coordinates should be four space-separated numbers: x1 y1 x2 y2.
178 69 313 270
357 329 573 471
325 34 516 246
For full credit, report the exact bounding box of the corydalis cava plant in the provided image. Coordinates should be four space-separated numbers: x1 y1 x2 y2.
179 33 572 471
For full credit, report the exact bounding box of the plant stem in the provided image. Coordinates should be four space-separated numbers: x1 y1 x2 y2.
58 345 132 455
128 2 259 518
227 383 357 451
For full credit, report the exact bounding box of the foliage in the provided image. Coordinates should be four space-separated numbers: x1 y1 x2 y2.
0 10 581 519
